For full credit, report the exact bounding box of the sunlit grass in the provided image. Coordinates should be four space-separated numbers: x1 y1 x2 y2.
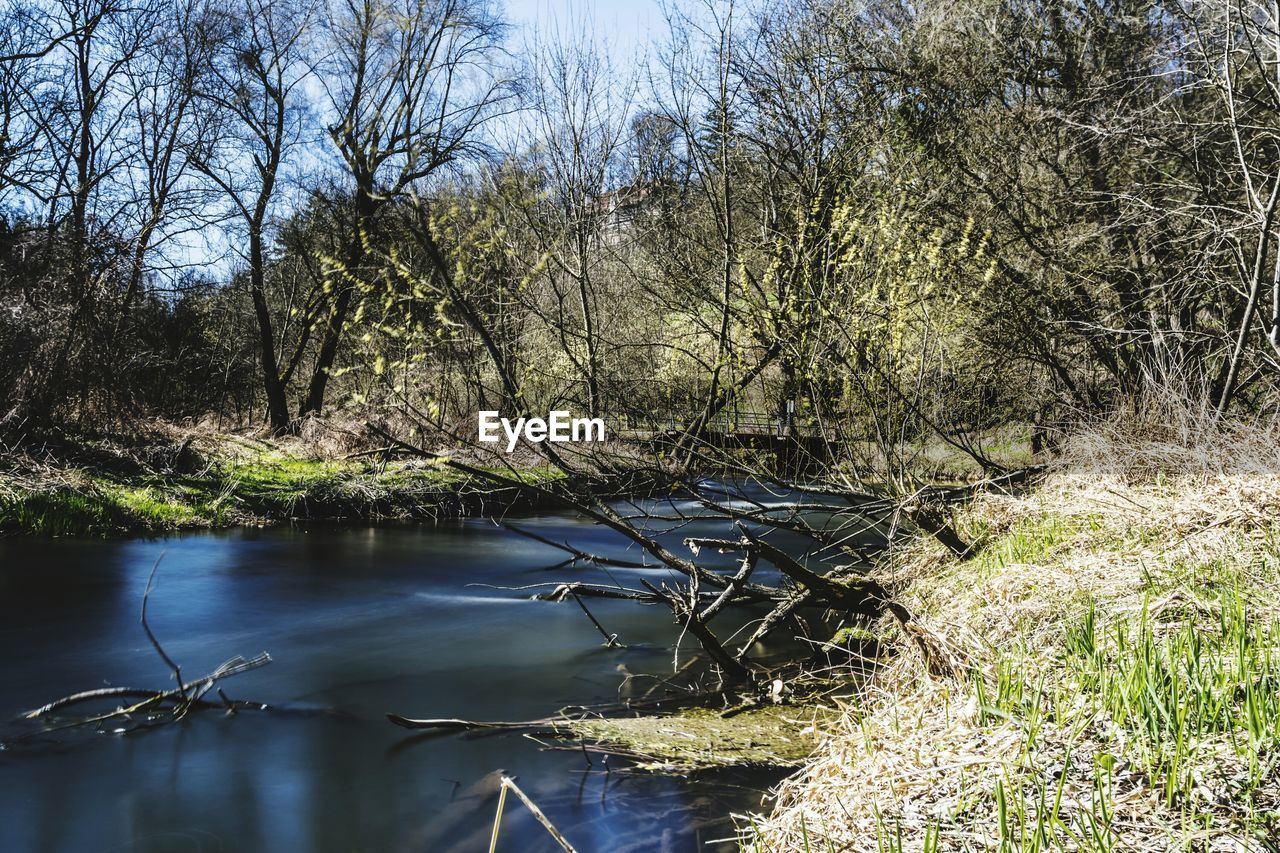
749 456 1280 850
0 450 571 536
971 514 1082 572
1066 592 1280 813
0 490 132 536
0 483 223 535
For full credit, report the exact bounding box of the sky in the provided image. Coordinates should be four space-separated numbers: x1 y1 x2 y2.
180 0 676 282
502 0 668 63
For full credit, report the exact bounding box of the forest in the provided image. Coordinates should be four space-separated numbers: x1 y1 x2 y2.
2 0 1277 445
4 0 1280 850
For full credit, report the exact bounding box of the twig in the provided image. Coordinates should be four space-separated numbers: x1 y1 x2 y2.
569 590 623 648
487 779 509 853
505 522 649 568
24 653 272 721
141 555 185 699
498 776 578 853
386 714 567 732
23 687 167 717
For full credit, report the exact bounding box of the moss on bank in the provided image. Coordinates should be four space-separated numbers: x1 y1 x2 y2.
0 435 578 536
564 704 838 772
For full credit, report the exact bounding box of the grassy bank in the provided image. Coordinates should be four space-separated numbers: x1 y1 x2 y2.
749 417 1280 850
0 429 575 536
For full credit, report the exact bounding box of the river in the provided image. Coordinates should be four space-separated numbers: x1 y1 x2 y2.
0 485 853 852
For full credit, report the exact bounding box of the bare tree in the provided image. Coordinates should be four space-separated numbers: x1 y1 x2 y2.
117 0 223 314
1177 0 1280 413
301 0 510 419
510 15 636 419
16 0 160 420
192 0 317 434
0 1 64 203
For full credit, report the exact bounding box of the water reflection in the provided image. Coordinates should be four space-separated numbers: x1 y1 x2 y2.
0 493 835 852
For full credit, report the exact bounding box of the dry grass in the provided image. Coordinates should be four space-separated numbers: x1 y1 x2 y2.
745 414 1280 851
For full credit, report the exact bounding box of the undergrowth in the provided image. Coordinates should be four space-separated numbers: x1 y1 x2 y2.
748 414 1280 851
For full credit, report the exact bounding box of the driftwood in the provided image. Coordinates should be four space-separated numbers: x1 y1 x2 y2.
683 529 886 614
364 419 1014 703
141 557 187 698
504 522 649 569
568 589 623 647
736 524 889 616
532 582 670 603
24 687 166 716
680 526 894 663
531 580 774 607
737 590 811 660
387 684 747 736
25 653 272 720
509 521 899 685
18 556 272 738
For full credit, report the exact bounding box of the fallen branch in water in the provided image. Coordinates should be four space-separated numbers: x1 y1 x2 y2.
386 714 568 732
24 653 272 720
535 582 668 603
530 581 773 607
141 556 187 701
503 522 649 569
568 588 624 647
18 556 272 738
387 682 747 734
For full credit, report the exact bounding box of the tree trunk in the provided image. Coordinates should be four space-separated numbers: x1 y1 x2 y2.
298 286 352 419
299 191 373 419
249 228 291 434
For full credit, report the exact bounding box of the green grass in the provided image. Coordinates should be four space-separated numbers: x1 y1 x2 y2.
112 486 210 526
0 482 224 536
753 472 1280 851
1065 591 1280 814
859 587 1280 852
942 587 1280 851
0 453 573 537
970 514 1089 574
0 490 135 536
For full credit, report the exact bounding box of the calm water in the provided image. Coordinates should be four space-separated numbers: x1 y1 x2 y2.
0 488 840 852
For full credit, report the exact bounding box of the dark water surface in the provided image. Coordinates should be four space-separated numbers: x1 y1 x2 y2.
0 489 834 852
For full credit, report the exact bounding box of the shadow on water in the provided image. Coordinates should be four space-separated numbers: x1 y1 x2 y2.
0 485 863 852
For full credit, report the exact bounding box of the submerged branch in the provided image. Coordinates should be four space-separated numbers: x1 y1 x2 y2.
141 555 186 700
21 558 274 737
503 522 649 568
24 653 273 721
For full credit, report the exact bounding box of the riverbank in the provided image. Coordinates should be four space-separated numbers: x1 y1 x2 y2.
0 425 650 536
748 416 1280 850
